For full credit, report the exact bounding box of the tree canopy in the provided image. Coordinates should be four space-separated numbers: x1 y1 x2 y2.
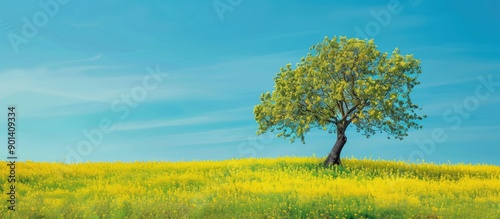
253 36 425 166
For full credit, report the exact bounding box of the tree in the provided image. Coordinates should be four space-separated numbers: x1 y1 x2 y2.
253 36 425 166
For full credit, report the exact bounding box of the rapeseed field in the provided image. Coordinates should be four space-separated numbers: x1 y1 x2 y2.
1 157 499 218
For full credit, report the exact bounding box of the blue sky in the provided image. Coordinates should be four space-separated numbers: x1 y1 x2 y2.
0 0 499 164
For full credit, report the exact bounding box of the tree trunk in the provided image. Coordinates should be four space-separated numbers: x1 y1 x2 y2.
323 129 347 167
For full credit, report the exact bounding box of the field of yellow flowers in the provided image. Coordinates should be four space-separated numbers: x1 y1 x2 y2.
1 157 499 218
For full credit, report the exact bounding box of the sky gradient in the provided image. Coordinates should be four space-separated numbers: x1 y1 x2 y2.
1 0 499 165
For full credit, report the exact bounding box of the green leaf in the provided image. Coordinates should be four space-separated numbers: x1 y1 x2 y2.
254 35 425 144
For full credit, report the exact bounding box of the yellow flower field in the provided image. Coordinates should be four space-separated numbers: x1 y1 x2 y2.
2 157 499 218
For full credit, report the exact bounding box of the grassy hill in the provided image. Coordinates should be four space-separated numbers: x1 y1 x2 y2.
2 157 499 218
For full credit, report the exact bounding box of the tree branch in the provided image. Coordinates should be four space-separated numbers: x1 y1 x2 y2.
337 101 345 118
341 104 359 123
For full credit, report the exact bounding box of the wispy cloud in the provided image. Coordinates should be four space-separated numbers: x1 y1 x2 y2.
255 30 322 42
154 127 253 147
417 43 500 53
114 107 251 131
67 21 101 28
416 76 483 89
416 94 500 117
150 51 300 101
0 65 169 117
390 15 427 29
0 66 129 100
327 6 381 19
60 54 103 65
408 43 470 54
434 126 500 143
